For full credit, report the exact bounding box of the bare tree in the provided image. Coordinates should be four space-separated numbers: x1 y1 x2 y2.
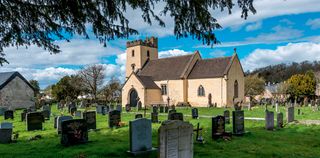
79 64 105 101
100 77 122 102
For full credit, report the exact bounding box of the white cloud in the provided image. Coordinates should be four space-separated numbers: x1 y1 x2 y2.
158 49 192 58
210 50 226 57
306 18 320 29
242 42 320 71
245 21 262 31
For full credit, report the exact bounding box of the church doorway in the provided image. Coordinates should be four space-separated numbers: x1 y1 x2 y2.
129 89 138 107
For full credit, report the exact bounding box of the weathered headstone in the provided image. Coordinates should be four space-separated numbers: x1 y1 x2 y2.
41 110 50 120
152 106 158 113
96 105 102 114
159 106 164 113
57 116 73 134
101 106 106 115
151 112 158 123
165 106 169 113
75 111 82 118
167 109 177 120
135 114 143 119
21 111 27 122
191 108 198 119
0 122 12 144
168 112 184 121
109 110 121 128
137 101 142 110
61 119 88 146
42 104 51 112
286 107 294 123
125 104 131 112
116 104 122 112
4 110 14 120
232 110 245 135
82 111 96 130
26 112 44 131
54 116 58 128
277 112 284 129
128 118 155 155
158 120 193 158
265 111 274 130
70 107 77 116
212 115 225 139
224 110 230 124
0 107 7 116
297 109 301 115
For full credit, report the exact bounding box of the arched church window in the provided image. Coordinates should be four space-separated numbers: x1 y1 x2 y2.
234 80 238 98
147 50 150 57
198 85 205 96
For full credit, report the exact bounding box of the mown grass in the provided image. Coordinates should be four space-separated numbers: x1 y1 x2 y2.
0 105 320 158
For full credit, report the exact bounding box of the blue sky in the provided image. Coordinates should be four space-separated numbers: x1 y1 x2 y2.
1 0 320 89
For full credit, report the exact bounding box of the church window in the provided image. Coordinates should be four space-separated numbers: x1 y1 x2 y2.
147 50 150 57
234 80 238 98
132 50 135 57
131 64 135 71
161 84 167 95
198 85 205 96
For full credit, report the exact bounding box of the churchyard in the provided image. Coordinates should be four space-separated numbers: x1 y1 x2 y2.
0 104 320 158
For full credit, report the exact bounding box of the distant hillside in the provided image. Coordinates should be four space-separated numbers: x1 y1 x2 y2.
246 60 320 83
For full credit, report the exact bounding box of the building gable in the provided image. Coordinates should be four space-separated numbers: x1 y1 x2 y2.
0 72 34 91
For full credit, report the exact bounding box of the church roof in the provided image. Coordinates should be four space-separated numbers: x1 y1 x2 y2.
138 54 194 80
0 71 34 90
136 75 160 89
188 56 232 79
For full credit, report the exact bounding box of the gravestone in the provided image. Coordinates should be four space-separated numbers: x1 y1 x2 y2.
0 123 12 144
135 114 143 119
265 111 274 130
54 116 58 128
224 110 230 124
75 111 82 118
101 106 106 115
41 110 50 120
168 112 184 121
42 104 51 112
0 107 7 116
297 109 301 115
125 104 131 112
70 107 77 116
212 115 225 139
277 112 284 129
232 110 245 135
61 119 88 146
191 108 198 119
286 107 294 123
159 106 164 113
128 118 155 155
96 105 102 114
109 110 121 128
151 112 158 123
57 116 73 134
116 104 122 112
152 106 158 113
167 109 177 120
82 111 96 130
26 112 44 131
21 111 27 122
165 106 169 113
68 102 76 113
4 110 14 120
158 120 193 158
137 101 142 110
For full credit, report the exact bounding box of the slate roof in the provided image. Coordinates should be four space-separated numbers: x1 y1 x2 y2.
0 71 34 90
188 56 232 79
138 54 194 80
137 75 160 89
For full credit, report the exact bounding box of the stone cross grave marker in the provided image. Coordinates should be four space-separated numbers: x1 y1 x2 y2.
212 115 226 140
82 111 96 130
191 108 198 119
169 112 184 121
158 120 193 158
61 119 88 146
0 122 13 144
26 112 44 131
232 110 245 135
193 123 204 143
109 110 121 128
4 110 14 120
286 107 294 123
151 112 159 123
224 110 230 124
128 118 155 155
57 116 73 134
277 112 284 129
135 114 143 119
265 110 274 130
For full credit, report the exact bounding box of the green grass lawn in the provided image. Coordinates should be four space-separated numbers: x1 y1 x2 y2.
0 105 320 158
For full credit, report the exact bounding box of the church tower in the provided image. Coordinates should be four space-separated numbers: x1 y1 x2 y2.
125 37 158 79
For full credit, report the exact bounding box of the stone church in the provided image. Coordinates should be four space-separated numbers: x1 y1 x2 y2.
121 37 244 107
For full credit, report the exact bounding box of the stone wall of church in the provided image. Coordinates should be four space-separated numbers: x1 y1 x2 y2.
154 80 185 105
187 78 227 107
121 74 146 107
226 56 245 106
0 76 34 109
145 89 162 105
